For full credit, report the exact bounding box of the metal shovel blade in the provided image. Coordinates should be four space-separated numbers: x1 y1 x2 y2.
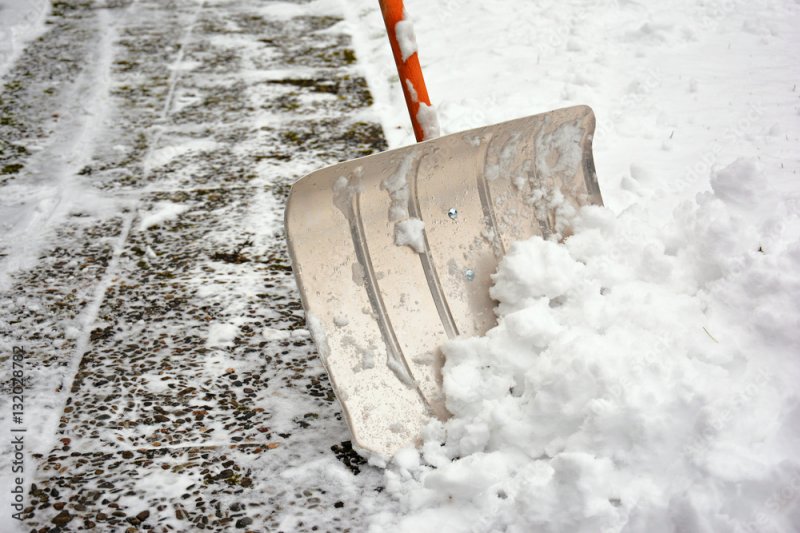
285 105 603 459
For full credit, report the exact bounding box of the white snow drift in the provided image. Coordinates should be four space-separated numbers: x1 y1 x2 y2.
339 0 800 530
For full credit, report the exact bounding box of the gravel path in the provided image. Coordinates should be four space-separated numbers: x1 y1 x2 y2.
0 0 392 530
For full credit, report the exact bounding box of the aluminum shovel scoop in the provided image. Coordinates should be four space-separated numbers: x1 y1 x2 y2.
285 0 603 460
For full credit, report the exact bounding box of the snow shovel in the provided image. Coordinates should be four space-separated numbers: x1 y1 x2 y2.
285 0 603 459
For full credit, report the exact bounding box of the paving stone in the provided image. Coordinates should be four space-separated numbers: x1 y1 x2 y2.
0 0 397 529
25 443 385 531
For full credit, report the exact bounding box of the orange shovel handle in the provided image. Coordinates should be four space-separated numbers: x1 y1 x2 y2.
378 0 433 142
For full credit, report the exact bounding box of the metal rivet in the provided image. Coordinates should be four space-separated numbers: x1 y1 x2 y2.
464 268 475 281
447 208 458 220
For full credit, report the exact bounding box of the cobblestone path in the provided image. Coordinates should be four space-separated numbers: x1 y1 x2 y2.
0 0 393 530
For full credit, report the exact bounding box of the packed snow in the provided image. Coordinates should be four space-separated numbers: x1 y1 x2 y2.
381 153 428 252
0 0 48 79
137 201 191 231
394 217 426 253
206 322 240 348
395 13 418 62
415 102 440 141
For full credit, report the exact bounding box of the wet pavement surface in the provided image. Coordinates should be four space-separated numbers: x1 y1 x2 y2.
0 0 392 530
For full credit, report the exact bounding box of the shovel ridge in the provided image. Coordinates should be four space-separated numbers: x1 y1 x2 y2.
403 152 461 340
285 105 602 458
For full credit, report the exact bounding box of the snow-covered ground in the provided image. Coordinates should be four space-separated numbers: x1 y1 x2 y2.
0 0 49 80
1 0 390 530
0 0 798 530
340 0 800 531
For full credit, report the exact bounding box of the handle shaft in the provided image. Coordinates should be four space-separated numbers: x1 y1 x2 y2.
378 0 434 142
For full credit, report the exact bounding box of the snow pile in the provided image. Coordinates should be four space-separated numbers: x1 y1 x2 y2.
371 158 800 532
338 0 800 527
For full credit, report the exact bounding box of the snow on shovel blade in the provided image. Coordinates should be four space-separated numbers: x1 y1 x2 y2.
285 105 603 459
